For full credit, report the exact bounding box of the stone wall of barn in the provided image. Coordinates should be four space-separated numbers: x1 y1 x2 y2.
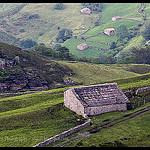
85 103 127 116
64 89 85 117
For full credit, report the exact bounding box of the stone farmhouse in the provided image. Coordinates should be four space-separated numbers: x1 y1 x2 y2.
112 16 122 21
104 28 115 36
77 43 89 51
80 8 92 15
64 83 129 118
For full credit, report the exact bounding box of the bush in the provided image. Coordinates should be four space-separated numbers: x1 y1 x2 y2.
110 42 116 49
19 29 25 33
99 53 116 64
116 25 129 41
115 46 150 64
56 46 70 60
56 28 73 43
82 3 103 12
34 44 55 57
20 39 37 49
141 21 150 40
54 3 65 10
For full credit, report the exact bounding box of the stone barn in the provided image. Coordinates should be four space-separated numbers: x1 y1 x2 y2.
104 28 115 36
64 83 129 117
77 43 89 51
80 8 92 15
112 16 122 21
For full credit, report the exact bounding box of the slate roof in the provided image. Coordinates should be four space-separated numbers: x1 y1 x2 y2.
72 83 129 107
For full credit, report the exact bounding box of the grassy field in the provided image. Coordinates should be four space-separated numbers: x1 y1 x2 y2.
0 88 149 147
1 3 150 57
58 61 150 85
65 110 150 147
63 3 150 58
0 89 81 147
0 61 150 147
0 3 99 46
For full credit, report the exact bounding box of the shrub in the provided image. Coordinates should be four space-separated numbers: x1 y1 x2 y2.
20 39 37 49
116 25 129 41
56 28 73 43
82 3 103 12
54 3 65 10
110 42 116 49
141 21 150 40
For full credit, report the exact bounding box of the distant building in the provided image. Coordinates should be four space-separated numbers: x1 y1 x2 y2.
112 16 122 21
80 8 92 15
77 43 89 51
104 28 115 36
64 83 129 118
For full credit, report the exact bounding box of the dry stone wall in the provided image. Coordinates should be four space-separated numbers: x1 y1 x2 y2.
34 119 91 147
136 86 150 95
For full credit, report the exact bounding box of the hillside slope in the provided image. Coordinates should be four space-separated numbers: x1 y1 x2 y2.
63 3 150 58
0 3 150 60
0 42 72 92
58 61 150 85
0 3 98 46
0 73 150 147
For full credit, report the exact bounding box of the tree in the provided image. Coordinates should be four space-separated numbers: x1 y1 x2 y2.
56 46 70 60
115 46 150 64
132 46 150 64
34 44 55 57
110 42 116 49
116 25 129 41
82 3 103 12
141 21 150 40
56 28 73 43
54 3 65 10
20 39 37 49
52 43 62 50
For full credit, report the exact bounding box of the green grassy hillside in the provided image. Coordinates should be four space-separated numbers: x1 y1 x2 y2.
0 72 150 147
0 59 150 147
0 3 98 45
63 3 150 58
0 42 72 92
58 61 150 85
62 110 150 147
0 90 80 147
0 3 150 60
